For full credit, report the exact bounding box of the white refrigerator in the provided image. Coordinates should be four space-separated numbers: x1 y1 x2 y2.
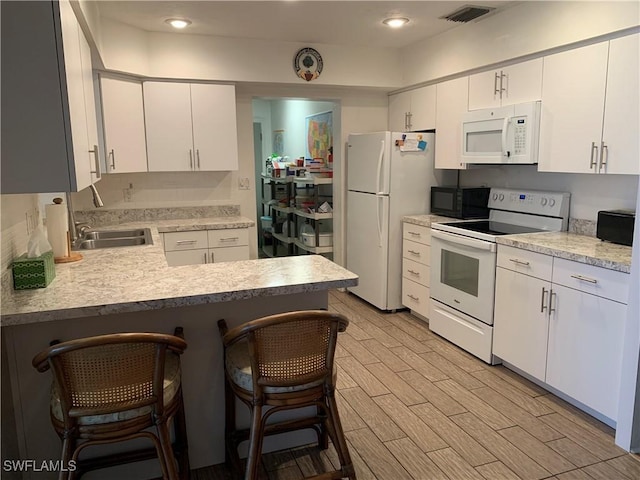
346 131 453 311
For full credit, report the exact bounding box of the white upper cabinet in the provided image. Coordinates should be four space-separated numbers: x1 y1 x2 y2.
468 58 543 110
190 84 239 171
144 82 239 172
539 34 639 175
100 77 148 173
1 0 100 194
600 34 639 175
388 85 436 132
435 76 469 169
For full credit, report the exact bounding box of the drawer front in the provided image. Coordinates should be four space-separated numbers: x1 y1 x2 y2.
210 246 250 263
403 223 431 245
208 228 249 248
403 239 430 266
497 245 553 281
552 258 629 304
403 258 430 287
402 278 430 318
165 248 208 266
163 231 208 251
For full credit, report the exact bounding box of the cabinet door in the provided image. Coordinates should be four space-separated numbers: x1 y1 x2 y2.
546 284 626 420
59 0 93 191
165 249 209 267
388 91 410 131
210 246 249 263
100 77 148 173
78 24 100 185
538 42 608 173
493 267 550 381
435 77 469 169
191 84 239 171
601 33 640 175
500 58 543 106
409 85 436 131
144 82 194 172
468 70 501 110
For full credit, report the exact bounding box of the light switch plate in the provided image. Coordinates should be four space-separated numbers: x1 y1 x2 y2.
238 177 250 190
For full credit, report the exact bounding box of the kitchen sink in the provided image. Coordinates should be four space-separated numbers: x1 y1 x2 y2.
73 228 153 250
82 229 149 240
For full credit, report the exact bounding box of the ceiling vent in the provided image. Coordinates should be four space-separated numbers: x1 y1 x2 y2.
440 5 496 23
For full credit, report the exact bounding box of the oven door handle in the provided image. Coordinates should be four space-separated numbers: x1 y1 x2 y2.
431 229 496 252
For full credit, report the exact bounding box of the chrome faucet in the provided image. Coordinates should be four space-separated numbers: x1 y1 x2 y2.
67 183 104 246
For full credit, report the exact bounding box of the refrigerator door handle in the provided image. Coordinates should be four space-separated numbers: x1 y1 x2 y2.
376 195 383 247
376 140 385 195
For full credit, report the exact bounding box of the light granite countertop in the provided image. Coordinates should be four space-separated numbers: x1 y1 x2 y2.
402 214 460 226
1 219 358 327
496 232 632 273
403 214 632 273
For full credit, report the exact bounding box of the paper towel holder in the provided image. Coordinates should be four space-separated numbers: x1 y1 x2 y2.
52 197 83 264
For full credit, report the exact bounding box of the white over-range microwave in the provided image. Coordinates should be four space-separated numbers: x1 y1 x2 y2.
461 100 541 165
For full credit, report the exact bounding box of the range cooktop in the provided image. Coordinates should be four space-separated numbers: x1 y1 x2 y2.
438 220 544 236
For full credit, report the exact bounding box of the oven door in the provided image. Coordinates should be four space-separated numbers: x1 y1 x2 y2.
430 229 497 325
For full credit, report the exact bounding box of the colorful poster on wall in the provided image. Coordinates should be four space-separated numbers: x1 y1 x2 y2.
305 111 332 161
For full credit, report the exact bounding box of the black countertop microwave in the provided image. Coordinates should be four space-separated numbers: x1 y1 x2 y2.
430 186 491 219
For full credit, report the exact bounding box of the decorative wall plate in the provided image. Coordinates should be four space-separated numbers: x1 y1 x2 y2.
294 47 323 82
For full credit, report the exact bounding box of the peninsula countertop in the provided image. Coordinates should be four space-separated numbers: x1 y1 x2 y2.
1 220 358 327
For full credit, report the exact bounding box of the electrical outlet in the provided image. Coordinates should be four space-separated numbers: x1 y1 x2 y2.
238 177 250 190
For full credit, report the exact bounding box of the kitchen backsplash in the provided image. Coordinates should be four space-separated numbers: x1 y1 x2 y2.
568 219 597 237
74 205 242 227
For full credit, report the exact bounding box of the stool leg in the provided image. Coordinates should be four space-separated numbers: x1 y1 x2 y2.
59 434 76 480
174 392 191 479
158 421 179 480
325 393 356 480
317 404 328 450
244 404 264 480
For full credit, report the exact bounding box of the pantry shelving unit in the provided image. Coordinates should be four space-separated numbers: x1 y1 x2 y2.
260 173 333 258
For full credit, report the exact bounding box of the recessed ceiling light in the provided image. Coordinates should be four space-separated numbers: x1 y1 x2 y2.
383 17 410 28
165 18 192 29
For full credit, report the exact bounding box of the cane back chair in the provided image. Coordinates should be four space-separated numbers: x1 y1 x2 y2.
32 328 190 480
218 310 356 480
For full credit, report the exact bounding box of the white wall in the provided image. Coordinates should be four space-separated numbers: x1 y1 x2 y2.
269 99 334 160
0 195 40 271
402 1 640 86
459 167 639 221
99 18 402 89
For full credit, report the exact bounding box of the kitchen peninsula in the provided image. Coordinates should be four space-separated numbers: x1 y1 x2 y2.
1 224 358 479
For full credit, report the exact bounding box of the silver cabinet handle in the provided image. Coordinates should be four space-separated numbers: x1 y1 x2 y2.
407 294 419 301
89 144 101 179
549 290 557 313
210 251 214 263
196 149 201 169
599 141 608 172
175 240 197 245
204 252 208 264
219 237 239 242
407 269 420 276
189 149 193 169
109 149 115 170
540 287 548 313
494 71 500 95
406 111 412 130
509 258 530 266
570 274 598 284
590 142 598 169
500 71 508 97
407 250 421 256
408 231 422 237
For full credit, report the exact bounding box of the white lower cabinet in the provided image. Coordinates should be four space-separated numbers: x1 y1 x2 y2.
402 223 431 319
493 245 629 421
163 229 249 266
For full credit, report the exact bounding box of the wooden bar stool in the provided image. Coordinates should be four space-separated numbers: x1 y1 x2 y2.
218 311 356 480
32 328 190 480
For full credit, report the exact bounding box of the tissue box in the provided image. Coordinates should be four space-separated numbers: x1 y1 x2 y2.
12 251 56 290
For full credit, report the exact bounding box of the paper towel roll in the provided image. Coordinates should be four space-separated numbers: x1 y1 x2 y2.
46 201 69 258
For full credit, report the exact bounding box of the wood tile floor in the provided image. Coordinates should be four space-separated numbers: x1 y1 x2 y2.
193 290 640 480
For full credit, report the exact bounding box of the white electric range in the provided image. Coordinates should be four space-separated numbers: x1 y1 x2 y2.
428 188 571 364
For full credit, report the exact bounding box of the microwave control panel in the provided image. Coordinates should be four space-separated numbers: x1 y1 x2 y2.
513 117 527 155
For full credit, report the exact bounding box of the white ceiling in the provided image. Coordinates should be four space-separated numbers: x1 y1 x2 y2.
96 1 515 49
